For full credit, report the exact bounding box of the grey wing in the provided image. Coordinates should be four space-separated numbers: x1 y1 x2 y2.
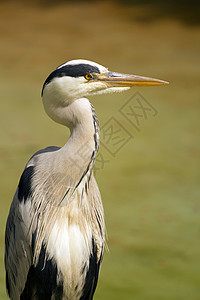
5 146 60 299
5 190 35 299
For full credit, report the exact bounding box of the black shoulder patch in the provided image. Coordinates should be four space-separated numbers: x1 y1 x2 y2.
21 243 63 300
18 166 34 203
6 273 10 297
80 238 103 300
41 63 100 96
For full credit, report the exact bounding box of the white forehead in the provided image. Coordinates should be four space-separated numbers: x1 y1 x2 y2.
57 59 108 73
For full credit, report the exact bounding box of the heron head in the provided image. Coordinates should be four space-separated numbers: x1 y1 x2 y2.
41 59 168 105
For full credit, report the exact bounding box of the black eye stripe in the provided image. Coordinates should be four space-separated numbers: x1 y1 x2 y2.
41 63 100 96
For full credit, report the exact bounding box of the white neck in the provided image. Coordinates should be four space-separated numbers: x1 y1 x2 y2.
62 98 99 173
42 98 99 189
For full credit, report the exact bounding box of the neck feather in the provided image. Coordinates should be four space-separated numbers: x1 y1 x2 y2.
52 98 99 185
31 98 103 262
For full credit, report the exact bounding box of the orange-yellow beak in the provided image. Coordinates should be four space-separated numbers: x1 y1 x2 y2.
96 71 169 87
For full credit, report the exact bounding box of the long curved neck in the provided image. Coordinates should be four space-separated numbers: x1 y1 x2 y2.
32 98 103 262
54 98 100 185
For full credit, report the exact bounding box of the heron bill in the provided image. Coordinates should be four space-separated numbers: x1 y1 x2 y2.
96 71 169 87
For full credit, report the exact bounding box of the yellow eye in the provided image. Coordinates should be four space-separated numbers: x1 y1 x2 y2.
85 74 93 80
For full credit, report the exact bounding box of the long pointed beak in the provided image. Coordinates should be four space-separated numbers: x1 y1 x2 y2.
96 71 169 87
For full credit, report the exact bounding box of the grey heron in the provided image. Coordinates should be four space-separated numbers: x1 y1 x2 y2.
5 59 168 300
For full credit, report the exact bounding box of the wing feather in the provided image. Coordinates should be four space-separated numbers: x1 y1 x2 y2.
5 191 34 299
5 146 60 299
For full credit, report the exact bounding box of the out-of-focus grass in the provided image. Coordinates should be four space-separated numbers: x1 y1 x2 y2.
0 2 200 299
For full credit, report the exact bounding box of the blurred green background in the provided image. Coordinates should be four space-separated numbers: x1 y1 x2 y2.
0 0 200 299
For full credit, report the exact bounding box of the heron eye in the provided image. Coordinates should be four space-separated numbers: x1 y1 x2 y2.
85 74 93 80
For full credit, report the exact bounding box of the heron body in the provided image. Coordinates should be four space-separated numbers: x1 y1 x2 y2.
5 59 168 300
